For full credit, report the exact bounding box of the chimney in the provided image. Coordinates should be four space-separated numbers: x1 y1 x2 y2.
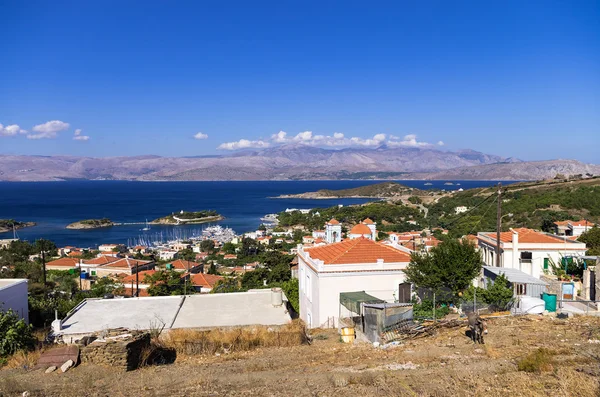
511 228 519 270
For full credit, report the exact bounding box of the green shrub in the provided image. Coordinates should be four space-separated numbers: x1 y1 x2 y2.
517 348 555 373
0 310 35 357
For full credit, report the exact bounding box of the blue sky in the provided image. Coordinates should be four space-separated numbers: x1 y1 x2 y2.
1 1 598 162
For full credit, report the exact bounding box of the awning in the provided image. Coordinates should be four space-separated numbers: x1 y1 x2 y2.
483 266 548 286
340 291 385 315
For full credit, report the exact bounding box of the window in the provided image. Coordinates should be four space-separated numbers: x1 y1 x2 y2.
543 258 549 270
515 283 527 296
306 273 312 302
520 252 533 262
299 267 304 292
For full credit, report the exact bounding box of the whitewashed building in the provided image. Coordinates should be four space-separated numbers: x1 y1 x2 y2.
0 279 29 323
297 238 411 328
553 220 595 237
477 228 587 280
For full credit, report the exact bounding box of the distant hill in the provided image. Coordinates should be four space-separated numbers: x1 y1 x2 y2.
275 181 425 199
0 145 597 181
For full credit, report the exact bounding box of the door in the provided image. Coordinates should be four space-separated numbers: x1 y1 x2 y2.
398 283 411 303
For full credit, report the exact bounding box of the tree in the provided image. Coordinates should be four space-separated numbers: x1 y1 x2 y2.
200 240 216 253
89 277 124 297
257 224 267 232
207 263 218 275
404 238 483 301
0 310 35 357
146 270 187 296
579 227 600 256
221 242 237 255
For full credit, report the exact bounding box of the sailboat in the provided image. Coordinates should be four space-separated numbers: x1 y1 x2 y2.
141 219 151 231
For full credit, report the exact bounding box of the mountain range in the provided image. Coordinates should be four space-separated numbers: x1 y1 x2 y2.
0 145 598 181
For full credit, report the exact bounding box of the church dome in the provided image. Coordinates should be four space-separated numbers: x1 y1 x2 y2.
350 223 372 235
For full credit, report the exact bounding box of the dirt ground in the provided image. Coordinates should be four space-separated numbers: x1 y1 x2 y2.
1 315 600 397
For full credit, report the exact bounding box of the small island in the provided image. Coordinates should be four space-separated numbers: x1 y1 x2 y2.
151 210 223 225
0 219 36 234
66 218 115 230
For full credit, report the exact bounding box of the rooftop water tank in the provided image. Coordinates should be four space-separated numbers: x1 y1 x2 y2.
271 287 283 307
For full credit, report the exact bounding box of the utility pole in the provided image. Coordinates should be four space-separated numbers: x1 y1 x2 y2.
496 182 502 268
40 240 47 285
135 261 139 297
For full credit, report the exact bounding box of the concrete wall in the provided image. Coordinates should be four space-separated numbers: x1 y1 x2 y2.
0 279 29 323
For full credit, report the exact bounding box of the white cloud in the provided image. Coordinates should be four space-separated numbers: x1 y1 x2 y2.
437 141 445 146
294 131 313 141
387 134 432 148
194 132 208 140
271 131 288 143
0 123 27 136
218 139 271 150
217 130 439 151
28 120 70 139
73 129 90 141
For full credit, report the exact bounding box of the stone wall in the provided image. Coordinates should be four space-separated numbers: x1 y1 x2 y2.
80 332 150 371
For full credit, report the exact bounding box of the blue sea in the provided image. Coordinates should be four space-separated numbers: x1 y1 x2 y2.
0 180 509 247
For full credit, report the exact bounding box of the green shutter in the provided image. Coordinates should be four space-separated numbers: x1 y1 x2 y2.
544 258 549 270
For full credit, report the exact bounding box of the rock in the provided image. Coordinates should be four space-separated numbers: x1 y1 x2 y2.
22 392 30 397
60 359 74 373
45 366 57 374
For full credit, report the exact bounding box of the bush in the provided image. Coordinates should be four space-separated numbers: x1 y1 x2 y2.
0 310 35 357
412 299 450 320
517 348 555 373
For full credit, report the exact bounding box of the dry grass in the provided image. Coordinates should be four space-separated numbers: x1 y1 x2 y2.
3 349 41 370
162 320 308 356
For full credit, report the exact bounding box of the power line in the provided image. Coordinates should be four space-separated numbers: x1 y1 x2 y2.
441 193 496 230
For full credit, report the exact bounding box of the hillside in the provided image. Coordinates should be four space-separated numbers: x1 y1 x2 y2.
0 146 596 181
2 316 598 396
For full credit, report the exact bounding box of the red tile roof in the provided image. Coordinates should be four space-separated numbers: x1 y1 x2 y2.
480 228 569 244
84 255 120 265
122 270 156 284
122 287 150 297
168 259 200 270
46 257 79 268
187 273 224 288
350 224 372 235
327 219 340 225
570 220 595 227
363 218 374 224
305 237 411 265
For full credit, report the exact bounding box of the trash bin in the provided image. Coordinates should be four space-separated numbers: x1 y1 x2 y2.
542 292 557 312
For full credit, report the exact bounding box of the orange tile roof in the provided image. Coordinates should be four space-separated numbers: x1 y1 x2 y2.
122 287 150 297
553 220 571 226
84 255 121 265
350 223 372 235
168 259 200 270
187 273 224 288
363 218 374 224
46 257 79 267
305 237 411 265
480 228 569 244
122 270 156 283
327 219 340 225
570 220 595 227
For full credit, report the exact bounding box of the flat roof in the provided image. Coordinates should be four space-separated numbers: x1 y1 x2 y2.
172 290 291 329
483 266 548 286
0 279 28 291
57 290 291 337
59 296 184 337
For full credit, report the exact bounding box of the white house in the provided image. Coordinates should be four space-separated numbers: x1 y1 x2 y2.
297 238 411 328
0 279 29 323
477 228 587 280
455 206 469 214
553 220 595 237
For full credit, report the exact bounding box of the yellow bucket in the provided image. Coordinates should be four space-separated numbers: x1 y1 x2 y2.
341 327 355 343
